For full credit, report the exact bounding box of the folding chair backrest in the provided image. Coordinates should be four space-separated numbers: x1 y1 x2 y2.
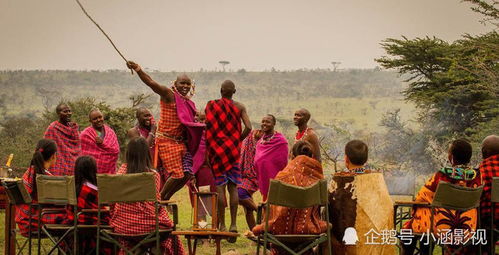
36 175 76 205
97 172 156 204
491 177 499 203
2 180 32 204
432 181 483 211
267 179 327 208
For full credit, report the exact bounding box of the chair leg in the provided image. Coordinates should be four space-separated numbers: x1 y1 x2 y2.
256 236 261 255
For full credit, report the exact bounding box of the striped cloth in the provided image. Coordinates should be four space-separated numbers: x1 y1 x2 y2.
15 167 67 237
238 130 259 193
80 125 120 174
67 182 111 254
44 121 81 176
67 182 109 225
205 98 242 186
111 165 184 255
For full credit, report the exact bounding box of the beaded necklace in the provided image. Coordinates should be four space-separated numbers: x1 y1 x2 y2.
259 131 276 144
294 127 309 142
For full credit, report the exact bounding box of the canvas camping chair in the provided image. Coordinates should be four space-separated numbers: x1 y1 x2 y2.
387 175 416 230
2 179 36 255
36 175 78 255
256 179 332 255
489 177 499 255
96 172 175 255
394 181 483 255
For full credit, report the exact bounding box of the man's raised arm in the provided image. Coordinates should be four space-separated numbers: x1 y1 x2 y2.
127 61 173 100
239 103 252 140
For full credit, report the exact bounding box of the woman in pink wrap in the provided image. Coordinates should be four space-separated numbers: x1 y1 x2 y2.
254 114 288 201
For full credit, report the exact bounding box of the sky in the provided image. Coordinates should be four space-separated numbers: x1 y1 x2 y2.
0 0 493 71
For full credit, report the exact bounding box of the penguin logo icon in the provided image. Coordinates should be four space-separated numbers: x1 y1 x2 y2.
342 227 359 245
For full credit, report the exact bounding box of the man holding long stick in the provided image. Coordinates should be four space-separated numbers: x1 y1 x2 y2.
127 61 205 200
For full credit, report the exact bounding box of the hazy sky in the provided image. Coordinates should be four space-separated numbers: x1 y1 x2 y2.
0 0 493 71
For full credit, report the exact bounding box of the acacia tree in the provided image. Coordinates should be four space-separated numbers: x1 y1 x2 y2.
375 17 498 139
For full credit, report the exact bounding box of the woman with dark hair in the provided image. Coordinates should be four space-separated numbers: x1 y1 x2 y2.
254 114 289 201
253 141 327 254
15 139 67 237
111 137 184 254
69 155 111 253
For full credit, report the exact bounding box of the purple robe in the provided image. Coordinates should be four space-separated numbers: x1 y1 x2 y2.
174 92 205 173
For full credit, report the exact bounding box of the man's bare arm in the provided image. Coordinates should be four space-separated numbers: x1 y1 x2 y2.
307 131 322 162
127 61 174 101
237 102 252 140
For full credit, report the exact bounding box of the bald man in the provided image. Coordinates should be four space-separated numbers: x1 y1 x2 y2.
127 61 205 200
127 107 156 157
293 108 321 162
479 135 499 248
205 80 251 234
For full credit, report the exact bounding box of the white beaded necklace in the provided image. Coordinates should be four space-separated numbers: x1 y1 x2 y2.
259 131 276 144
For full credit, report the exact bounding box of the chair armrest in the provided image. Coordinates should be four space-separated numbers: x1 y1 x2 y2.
393 201 431 210
41 207 66 214
80 208 111 213
159 200 177 205
394 201 430 207
159 202 178 225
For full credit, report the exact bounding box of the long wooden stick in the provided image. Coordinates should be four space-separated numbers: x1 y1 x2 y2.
74 0 133 74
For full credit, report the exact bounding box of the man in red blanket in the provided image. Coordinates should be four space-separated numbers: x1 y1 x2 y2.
43 103 81 176
80 109 120 174
205 80 252 233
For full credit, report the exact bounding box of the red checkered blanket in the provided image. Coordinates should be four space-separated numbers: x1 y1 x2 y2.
205 98 242 181
44 121 81 176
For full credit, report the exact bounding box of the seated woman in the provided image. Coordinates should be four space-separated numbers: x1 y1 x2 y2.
110 137 184 255
254 114 289 201
15 139 67 237
402 139 482 255
252 141 327 254
67 155 111 253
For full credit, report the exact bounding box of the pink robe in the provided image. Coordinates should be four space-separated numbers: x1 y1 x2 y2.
254 132 289 200
80 125 120 174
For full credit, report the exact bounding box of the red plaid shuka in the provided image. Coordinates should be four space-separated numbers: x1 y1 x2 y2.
239 130 259 193
111 165 184 255
80 125 120 174
66 182 109 225
480 154 499 225
205 98 242 185
156 100 187 179
15 167 68 237
44 121 81 176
